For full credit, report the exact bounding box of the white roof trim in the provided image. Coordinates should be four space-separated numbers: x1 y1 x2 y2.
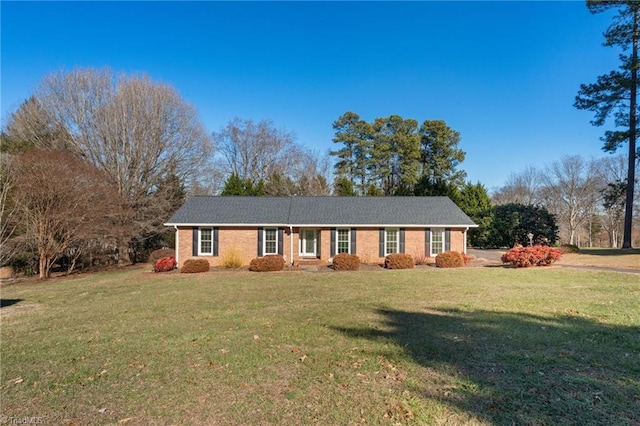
165 222 478 228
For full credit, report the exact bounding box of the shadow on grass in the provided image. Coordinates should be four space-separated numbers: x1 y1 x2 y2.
575 248 640 256
0 298 23 308
334 308 640 425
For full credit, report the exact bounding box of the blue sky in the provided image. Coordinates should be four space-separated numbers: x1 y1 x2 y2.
0 1 620 191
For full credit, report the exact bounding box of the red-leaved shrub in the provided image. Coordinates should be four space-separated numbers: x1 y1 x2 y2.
249 255 285 272
501 245 562 268
384 253 414 269
149 248 176 265
332 253 361 270
435 251 465 268
181 258 210 273
154 256 176 272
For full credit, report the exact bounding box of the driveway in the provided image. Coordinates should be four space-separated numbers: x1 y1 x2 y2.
467 248 505 263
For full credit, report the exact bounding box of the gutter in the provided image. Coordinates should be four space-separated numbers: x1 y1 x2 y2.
289 225 294 265
173 225 179 264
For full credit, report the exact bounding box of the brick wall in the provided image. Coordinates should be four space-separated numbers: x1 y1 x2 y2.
176 226 469 268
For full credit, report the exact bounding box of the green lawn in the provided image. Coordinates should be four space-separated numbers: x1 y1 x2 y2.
1 267 639 425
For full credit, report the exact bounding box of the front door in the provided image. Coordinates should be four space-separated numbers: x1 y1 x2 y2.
300 229 317 257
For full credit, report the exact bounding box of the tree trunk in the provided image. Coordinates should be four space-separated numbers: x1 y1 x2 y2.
623 6 639 248
38 253 49 279
118 240 131 265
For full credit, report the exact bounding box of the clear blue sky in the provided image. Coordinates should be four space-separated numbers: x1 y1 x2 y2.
0 1 620 191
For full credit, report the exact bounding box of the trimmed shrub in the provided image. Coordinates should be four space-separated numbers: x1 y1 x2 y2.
501 245 562 268
384 253 414 269
221 246 244 269
181 258 210 273
149 248 175 265
249 255 285 272
461 253 473 266
154 256 176 272
332 253 361 271
435 251 465 268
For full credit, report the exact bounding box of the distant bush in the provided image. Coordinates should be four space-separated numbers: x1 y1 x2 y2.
558 244 579 254
154 256 176 272
501 245 562 268
435 251 465 268
181 258 210 273
149 248 175 265
249 255 285 272
384 253 414 269
221 246 244 269
332 253 361 271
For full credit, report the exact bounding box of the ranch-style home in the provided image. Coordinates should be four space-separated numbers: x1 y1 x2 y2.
165 196 477 267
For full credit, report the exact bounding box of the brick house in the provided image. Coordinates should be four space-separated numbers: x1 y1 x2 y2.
165 196 477 267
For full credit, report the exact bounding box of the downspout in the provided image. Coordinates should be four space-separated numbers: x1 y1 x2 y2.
173 226 179 265
289 225 294 265
463 227 468 254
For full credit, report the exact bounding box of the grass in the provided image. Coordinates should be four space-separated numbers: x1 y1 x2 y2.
1 266 639 425
557 248 640 270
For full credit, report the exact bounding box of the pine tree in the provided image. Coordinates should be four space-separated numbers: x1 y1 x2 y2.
575 0 639 248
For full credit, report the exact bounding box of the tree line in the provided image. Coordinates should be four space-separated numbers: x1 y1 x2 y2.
492 154 640 248
330 112 465 196
2 1 639 277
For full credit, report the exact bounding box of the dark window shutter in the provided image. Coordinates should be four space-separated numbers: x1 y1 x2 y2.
192 227 198 256
425 228 431 257
379 228 385 257
399 228 405 253
330 228 336 256
278 228 284 255
317 230 321 258
445 228 451 251
350 228 357 255
212 227 219 257
257 227 263 256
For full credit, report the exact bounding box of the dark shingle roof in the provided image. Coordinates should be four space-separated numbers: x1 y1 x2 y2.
165 196 476 227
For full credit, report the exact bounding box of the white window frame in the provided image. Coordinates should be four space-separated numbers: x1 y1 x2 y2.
430 228 445 257
385 228 399 255
199 227 213 256
336 228 351 254
263 228 278 255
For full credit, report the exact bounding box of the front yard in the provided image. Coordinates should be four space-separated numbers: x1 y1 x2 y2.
1 266 639 425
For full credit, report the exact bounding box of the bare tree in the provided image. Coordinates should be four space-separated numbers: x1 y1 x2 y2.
3 97 71 152
492 166 544 206
213 118 299 185
26 68 213 263
0 153 19 266
288 150 332 196
541 156 600 246
595 155 628 247
10 150 128 279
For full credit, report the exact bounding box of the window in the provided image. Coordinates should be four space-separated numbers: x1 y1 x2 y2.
264 228 278 255
337 229 350 254
385 228 399 255
431 228 444 256
199 228 213 255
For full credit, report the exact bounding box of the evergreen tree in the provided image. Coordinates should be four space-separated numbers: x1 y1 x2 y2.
575 0 639 248
487 204 559 248
458 182 493 247
419 120 467 187
333 176 357 196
